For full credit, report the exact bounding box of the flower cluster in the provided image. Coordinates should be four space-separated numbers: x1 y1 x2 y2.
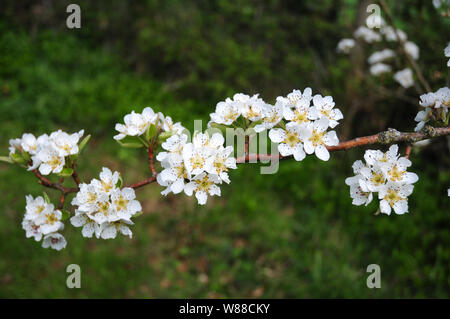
22 195 66 250
9 130 85 175
114 106 185 141
157 131 237 205
268 89 342 161
345 145 418 215
414 86 450 131
337 17 419 89
70 167 141 239
445 43 450 67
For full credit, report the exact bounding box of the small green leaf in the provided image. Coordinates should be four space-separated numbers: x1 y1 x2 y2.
61 209 71 221
43 192 51 204
116 175 123 189
157 131 174 143
78 134 91 154
116 140 145 148
10 152 26 164
21 150 31 162
0 156 13 164
58 167 74 177
146 124 157 141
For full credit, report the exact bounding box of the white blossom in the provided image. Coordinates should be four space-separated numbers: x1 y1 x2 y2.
393 68 414 88
354 26 382 43
381 26 407 42
404 41 420 60
42 233 67 251
184 172 221 205
310 94 344 128
370 63 392 76
302 118 339 161
337 38 355 54
269 122 307 161
368 49 395 65
414 87 450 131
114 107 158 140
445 43 450 67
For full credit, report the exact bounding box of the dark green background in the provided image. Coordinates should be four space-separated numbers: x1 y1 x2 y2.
0 0 449 298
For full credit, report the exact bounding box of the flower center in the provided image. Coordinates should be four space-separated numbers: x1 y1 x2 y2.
384 188 402 207
370 171 385 186
388 165 405 182
98 201 110 215
283 131 301 147
214 157 227 173
293 109 309 124
309 130 325 147
46 213 58 225
102 180 113 193
49 156 62 169
195 176 214 192
114 195 128 211
190 154 205 170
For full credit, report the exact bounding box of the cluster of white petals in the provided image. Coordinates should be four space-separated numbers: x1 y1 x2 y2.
445 43 450 67
157 131 237 205
114 106 185 141
336 38 355 54
268 89 342 161
9 130 84 175
22 195 66 250
345 145 419 215
414 86 450 131
70 167 141 239
338 19 419 88
393 68 414 88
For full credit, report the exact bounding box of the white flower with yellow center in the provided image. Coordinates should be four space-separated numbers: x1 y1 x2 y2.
91 167 120 195
209 98 241 125
35 209 64 235
70 212 101 238
378 182 413 215
159 114 185 135
42 233 67 251
234 93 266 121
34 142 65 175
96 220 134 239
50 129 84 157
254 101 284 133
157 133 189 165
302 118 339 161
182 142 214 176
382 157 419 185
157 154 190 195
24 195 54 220
90 193 118 224
184 172 221 205
114 108 157 141
110 187 141 220
71 183 100 214
310 95 343 128
364 144 399 166
269 122 307 161
206 146 237 184
359 164 388 192
345 160 374 206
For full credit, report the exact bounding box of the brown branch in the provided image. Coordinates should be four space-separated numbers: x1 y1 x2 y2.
127 176 157 189
378 0 432 93
236 126 450 163
58 193 66 210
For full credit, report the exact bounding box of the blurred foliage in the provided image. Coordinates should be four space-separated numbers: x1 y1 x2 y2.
0 0 449 298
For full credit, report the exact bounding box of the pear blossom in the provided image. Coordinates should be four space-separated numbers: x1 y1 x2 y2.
114 107 158 140
207 146 237 183
346 145 418 215
368 49 396 65
8 138 22 155
370 63 392 76
42 233 67 251
378 182 413 215
404 41 419 60
184 172 221 205
414 87 450 131
381 26 407 42
282 88 313 108
210 98 241 125
394 68 414 88
354 26 382 43
310 95 343 128
234 93 266 121
337 38 355 54
254 101 284 133
269 122 307 161
159 114 185 135
50 129 84 156
21 133 38 154
157 154 190 195
34 142 65 175
22 194 66 250
302 118 339 161
71 167 141 239
96 220 134 239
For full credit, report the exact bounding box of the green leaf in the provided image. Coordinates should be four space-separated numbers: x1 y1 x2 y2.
10 152 26 164
58 167 74 177
0 156 13 164
157 131 174 143
146 124 157 141
42 192 51 204
116 175 123 189
116 139 145 149
20 150 31 162
61 209 71 221
78 134 91 154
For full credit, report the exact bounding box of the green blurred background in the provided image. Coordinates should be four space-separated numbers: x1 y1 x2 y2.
0 0 449 298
